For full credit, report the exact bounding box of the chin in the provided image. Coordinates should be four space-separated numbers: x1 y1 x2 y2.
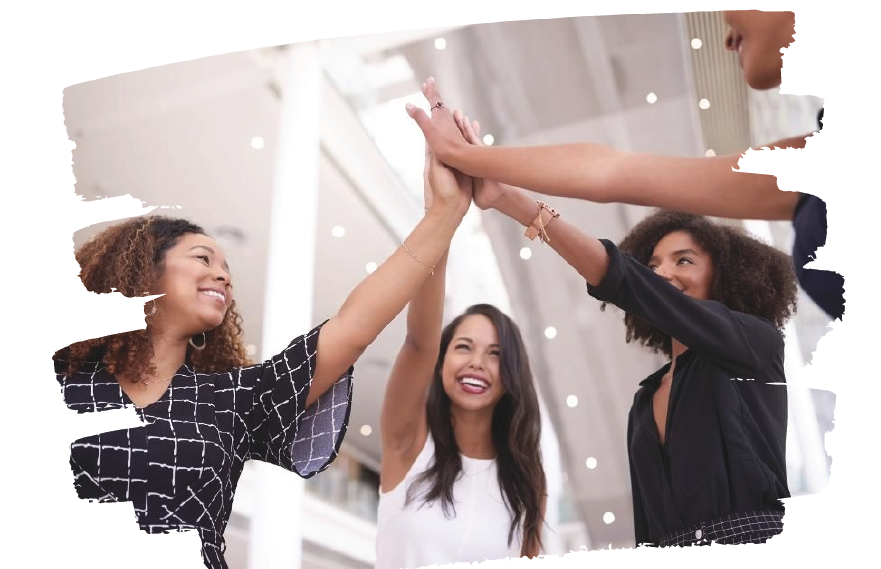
744 62 782 91
198 315 225 332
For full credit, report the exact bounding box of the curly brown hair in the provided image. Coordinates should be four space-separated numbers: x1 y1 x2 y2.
54 215 250 380
606 210 798 358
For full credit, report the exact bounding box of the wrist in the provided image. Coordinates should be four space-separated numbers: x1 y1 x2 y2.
487 182 513 212
447 141 474 170
426 202 467 224
497 187 536 226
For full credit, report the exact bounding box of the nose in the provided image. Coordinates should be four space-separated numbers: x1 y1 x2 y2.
724 28 736 51
214 268 231 286
655 263 674 282
467 353 485 370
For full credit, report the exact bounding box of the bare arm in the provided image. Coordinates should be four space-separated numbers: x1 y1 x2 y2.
410 77 809 222
379 251 447 454
307 127 472 407
493 183 611 287
452 141 805 221
380 144 463 472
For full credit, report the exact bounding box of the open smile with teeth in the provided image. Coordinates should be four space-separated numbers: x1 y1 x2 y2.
459 376 490 394
201 290 226 304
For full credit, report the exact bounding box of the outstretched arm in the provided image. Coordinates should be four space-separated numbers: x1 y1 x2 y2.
380 142 463 475
458 114 781 377
408 77 809 222
307 95 473 407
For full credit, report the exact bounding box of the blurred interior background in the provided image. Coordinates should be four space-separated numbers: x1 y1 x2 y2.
63 11 832 568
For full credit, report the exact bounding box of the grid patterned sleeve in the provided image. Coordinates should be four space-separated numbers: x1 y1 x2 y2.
248 321 353 478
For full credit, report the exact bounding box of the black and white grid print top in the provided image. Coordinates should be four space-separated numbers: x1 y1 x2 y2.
54 322 353 569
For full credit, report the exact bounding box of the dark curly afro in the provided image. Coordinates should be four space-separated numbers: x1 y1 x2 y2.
609 210 798 358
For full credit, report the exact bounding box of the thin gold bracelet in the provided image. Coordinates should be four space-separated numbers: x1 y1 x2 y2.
402 239 435 276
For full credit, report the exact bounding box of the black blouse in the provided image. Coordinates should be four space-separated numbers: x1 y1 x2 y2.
54 322 353 569
586 240 789 546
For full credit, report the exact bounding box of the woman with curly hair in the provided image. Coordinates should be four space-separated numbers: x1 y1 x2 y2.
407 10 843 322
437 106 797 547
375 144 546 568
52 150 473 569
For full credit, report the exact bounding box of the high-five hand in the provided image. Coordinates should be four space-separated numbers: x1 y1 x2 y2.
406 77 470 166
451 110 505 211
410 79 473 217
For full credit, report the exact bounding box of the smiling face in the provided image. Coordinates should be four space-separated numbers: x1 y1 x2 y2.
153 233 233 337
723 10 795 90
440 314 506 414
647 230 715 301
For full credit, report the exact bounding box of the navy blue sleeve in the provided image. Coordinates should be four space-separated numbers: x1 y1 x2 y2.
586 239 782 378
792 193 845 321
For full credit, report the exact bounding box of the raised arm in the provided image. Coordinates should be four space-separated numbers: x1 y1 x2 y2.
408 77 808 222
380 143 460 471
456 115 780 377
307 101 472 408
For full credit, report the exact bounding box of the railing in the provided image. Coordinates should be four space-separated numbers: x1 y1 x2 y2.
305 466 380 523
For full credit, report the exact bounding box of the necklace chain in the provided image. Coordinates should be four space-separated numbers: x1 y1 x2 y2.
140 374 176 387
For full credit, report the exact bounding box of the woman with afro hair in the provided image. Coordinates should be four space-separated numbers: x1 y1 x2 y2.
438 109 798 547
52 148 473 569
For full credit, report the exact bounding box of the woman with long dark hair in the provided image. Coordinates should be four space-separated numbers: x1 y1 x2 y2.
375 145 546 568
52 148 472 569
407 11 842 322
429 110 798 547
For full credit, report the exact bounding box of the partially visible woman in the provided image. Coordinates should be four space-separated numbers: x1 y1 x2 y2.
53 146 472 569
374 143 546 569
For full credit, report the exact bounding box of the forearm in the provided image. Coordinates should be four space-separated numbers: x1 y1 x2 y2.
449 143 621 203
331 207 462 352
493 186 610 286
379 227 450 450
404 249 449 353
452 144 800 221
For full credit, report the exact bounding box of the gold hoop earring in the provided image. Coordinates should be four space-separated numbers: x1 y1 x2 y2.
189 332 207 351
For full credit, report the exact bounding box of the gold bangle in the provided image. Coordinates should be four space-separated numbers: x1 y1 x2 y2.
524 201 561 243
402 240 435 276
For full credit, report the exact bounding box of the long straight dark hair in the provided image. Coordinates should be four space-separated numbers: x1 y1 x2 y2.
405 304 546 552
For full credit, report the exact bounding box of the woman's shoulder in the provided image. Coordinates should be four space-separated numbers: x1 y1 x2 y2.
195 360 264 389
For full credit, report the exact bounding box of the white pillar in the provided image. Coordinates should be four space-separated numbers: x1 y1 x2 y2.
248 41 324 569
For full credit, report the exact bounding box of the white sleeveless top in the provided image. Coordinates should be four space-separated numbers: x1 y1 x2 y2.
375 435 521 569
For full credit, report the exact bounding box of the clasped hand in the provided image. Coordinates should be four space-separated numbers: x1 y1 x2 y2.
407 77 506 213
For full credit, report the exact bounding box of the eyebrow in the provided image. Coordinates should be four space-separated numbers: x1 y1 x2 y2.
453 337 500 348
672 248 701 257
648 248 702 264
188 245 231 272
